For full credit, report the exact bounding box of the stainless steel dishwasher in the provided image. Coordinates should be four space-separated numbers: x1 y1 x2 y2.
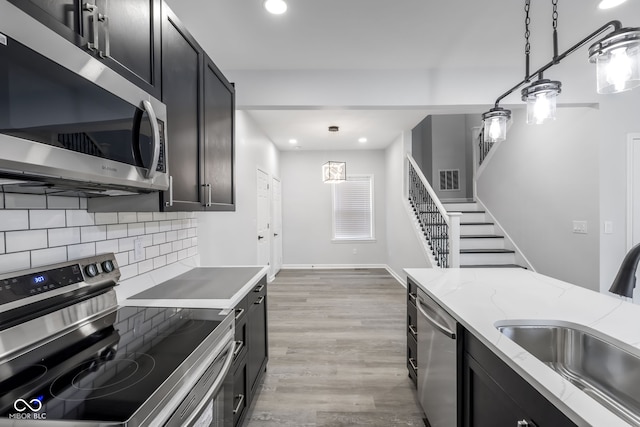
417 287 458 427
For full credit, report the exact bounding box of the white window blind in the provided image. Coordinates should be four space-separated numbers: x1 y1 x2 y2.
332 175 373 240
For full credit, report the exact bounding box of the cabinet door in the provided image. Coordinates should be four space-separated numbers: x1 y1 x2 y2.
203 56 235 211
95 0 161 97
247 282 268 395
232 356 248 427
7 0 89 44
160 8 205 211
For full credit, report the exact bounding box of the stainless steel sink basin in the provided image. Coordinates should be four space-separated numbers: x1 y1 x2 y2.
496 320 640 426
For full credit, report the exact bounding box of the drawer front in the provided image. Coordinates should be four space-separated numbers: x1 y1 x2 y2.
407 332 418 387
407 278 418 306
233 318 248 366
232 357 248 427
234 295 248 324
407 310 418 342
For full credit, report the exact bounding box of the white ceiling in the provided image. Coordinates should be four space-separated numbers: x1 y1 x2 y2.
165 0 640 151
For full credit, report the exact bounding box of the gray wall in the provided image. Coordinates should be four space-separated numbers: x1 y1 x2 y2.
280 149 388 266
411 115 432 183
477 107 600 291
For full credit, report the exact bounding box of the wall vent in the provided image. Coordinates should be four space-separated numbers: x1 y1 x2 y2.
439 169 460 191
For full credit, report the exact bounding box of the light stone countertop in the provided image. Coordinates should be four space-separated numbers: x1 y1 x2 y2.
404 267 639 427
117 256 269 312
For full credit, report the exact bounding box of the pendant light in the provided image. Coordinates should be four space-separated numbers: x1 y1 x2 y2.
264 0 287 15
322 161 346 183
521 78 562 124
481 0 640 142
588 27 640 94
482 108 511 143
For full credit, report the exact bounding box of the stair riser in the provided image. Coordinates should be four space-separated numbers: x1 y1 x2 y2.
444 202 479 211
460 224 495 235
460 238 505 250
461 252 516 265
459 212 487 223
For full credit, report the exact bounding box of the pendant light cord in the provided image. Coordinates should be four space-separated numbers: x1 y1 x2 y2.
525 0 531 79
552 0 560 60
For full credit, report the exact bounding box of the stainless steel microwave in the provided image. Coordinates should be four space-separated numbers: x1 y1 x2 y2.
0 1 169 195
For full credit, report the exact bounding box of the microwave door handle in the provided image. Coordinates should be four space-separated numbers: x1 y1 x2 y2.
141 100 161 179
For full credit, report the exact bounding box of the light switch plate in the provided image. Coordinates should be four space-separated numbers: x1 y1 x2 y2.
573 220 588 234
133 238 144 261
604 221 614 234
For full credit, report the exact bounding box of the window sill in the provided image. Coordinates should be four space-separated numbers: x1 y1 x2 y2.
331 238 377 243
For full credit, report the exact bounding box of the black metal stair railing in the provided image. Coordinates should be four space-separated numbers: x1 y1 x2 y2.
407 155 460 268
478 129 493 166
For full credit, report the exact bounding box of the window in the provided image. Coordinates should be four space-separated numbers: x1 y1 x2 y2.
332 175 374 240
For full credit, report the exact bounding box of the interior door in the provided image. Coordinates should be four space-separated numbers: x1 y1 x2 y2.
271 177 283 278
257 169 270 267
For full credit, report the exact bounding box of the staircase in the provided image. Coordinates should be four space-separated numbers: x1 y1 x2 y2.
441 201 522 268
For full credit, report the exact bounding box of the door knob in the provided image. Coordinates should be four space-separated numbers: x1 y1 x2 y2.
258 235 264 240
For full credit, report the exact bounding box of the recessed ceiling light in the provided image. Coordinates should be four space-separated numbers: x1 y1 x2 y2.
598 0 627 9
289 139 297 144
264 0 287 14
358 137 367 143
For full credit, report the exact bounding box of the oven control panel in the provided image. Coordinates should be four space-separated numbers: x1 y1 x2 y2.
0 253 120 307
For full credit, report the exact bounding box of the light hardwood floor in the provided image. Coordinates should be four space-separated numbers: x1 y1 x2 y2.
244 269 425 427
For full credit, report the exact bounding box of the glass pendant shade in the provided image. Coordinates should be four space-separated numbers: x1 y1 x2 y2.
322 161 346 183
264 0 287 14
521 79 561 125
482 108 511 143
589 28 640 94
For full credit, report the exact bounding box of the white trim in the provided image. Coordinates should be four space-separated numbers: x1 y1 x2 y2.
282 263 388 269
475 197 536 271
626 133 640 251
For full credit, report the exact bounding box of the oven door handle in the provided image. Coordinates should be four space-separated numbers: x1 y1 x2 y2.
180 333 236 426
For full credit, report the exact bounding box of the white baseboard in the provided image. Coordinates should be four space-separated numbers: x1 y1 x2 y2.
281 264 389 269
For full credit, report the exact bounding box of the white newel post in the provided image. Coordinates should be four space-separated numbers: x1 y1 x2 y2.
448 212 462 268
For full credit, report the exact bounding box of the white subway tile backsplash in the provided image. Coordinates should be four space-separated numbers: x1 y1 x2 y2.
49 227 81 247
81 226 107 243
145 222 160 234
95 212 119 225
31 247 68 268
5 194 47 209
6 230 48 253
66 210 95 227
0 252 30 272
47 196 80 210
0 211 29 231
137 212 153 222
30 210 66 229
0 200 198 278
67 243 96 260
128 223 145 237
96 239 119 255
118 212 138 224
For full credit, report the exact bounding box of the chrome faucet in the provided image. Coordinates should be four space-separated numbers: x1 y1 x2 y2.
609 243 640 298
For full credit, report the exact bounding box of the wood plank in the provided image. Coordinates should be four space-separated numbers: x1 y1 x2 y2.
244 269 425 427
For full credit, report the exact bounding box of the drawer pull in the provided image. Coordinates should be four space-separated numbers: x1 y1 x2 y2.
233 394 245 415
234 308 245 320
408 324 417 337
409 292 417 303
409 357 418 371
233 341 244 359
254 296 265 305
254 284 265 292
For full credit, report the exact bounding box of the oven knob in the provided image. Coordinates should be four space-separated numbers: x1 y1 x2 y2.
101 260 115 273
85 264 99 278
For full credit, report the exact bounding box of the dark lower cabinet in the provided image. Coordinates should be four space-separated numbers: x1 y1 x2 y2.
462 329 577 427
232 276 268 427
406 278 418 387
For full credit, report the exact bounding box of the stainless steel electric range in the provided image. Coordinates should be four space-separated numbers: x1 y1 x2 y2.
0 254 235 426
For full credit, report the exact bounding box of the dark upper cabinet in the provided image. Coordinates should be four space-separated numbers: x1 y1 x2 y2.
8 0 162 98
203 57 235 211
160 7 206 211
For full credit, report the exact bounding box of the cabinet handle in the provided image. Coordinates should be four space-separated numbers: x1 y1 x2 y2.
408 324 417 337
202 183 212 207
165 175 174 207
517 421 535 427
234 308 245 320
141 100 161 179
254 296 265 305
232 394 245 415
98 11 110 58
409 292 417 303
83 2 99 52
254 284 265 293
233 340 244 359
409 357 418 371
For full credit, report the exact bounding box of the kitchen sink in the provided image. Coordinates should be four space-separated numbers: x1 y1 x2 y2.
496 320 640 426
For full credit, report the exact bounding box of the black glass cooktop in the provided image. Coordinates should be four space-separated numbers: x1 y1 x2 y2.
0 306 224 423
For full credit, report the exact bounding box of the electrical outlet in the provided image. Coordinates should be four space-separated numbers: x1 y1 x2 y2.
573 220 588 234
133 238 144 261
